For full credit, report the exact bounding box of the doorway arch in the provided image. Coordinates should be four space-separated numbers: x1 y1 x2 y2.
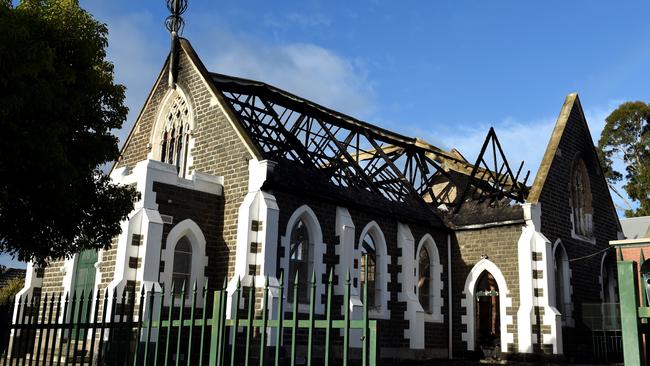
462 259 512 353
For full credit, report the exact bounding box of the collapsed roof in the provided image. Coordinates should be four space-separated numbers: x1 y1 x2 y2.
210 72 530 214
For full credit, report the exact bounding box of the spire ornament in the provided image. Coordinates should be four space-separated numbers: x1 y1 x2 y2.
165 0 188 88
165 0 188 36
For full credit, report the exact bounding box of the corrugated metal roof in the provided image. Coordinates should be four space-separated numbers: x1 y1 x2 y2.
620 216 650 239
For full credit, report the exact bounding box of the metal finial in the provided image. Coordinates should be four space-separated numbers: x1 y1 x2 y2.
165 0 188 35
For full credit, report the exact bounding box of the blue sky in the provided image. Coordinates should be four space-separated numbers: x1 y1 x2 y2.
2 1 649 268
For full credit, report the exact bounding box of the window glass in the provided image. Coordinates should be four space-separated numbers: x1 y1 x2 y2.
418 246 431 313
172 236 192 295
360 234 377 308
288 219 311 303
160 95 191 177
571 159 593 237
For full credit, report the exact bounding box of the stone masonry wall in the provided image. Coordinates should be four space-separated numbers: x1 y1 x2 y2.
115 48 252 283
153 182 225 288
272 189 450 355
452 224 522 355
537 102 620 359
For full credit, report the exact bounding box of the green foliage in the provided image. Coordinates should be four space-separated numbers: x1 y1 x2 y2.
0 0 139 264
598 101 650 217
0 278 24 304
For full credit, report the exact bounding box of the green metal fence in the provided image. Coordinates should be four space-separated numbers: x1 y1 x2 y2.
1 268 377 366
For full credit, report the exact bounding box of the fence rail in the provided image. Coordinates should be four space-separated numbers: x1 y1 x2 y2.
1 267 376 366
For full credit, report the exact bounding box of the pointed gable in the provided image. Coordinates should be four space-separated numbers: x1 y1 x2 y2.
529 93 621 242
115 39 262 172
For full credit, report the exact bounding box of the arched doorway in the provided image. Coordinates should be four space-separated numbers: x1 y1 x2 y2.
475 271 500 355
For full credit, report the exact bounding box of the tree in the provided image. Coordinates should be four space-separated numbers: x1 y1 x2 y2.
598 101 650 217
0 1 138 265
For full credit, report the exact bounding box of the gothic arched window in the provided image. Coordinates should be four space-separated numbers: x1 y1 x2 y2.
418 246 432 313
360 233 377 308
172 236 192 295
570 158 593 238
288 219 311 303
160 94 191 177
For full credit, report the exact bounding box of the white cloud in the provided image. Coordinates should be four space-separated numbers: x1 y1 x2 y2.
198 31 374 118
413 102 634 216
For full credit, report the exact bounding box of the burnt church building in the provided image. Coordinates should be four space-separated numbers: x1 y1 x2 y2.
17 36 622 361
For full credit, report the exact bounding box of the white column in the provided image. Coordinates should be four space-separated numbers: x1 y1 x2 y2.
397 223 424 349
335 207 361 347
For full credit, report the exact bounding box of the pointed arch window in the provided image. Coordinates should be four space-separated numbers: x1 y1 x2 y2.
172 236 192 296
418 246 432 313
571 158 593 238
288 219 312 303
160 94 191 177
360 233 377 308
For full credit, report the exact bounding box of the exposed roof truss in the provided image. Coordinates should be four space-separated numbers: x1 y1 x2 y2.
211 73 528 210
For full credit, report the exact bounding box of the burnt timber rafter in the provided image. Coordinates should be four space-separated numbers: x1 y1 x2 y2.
211 72 528 211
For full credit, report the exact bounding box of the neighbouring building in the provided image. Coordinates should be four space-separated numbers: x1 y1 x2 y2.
15 35 622 362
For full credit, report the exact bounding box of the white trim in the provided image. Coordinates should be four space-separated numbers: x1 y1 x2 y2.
13 262 44 325
335 207 362 348
161 219 209 306
600 252 617 303
552 240 574 327
518 203 563 354
415 234 444 322
396 223 420 348
357 221 389 320
461 259 513 353
181 46 261 160
281 205 326 314
227 160 281 321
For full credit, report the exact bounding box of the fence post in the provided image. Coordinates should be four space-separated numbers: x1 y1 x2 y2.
274 271 284 366
133 285 146 366
175 282 187 366
217 278 227 366
618 258 642 365
343 269 350 366
198 280 208 366
153 284 165 366
208 289 221 366
307 271 316 366
88 289 101 366
230 277 241 366
290 273 298 366
144 284 156 365
259 276 269 366
164 283 176 365
368 321 377 366
362 254 369 366
187 281 198 366
324 270 333 366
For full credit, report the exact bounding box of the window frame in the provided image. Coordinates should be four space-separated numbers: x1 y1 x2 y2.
150 88 195 178
569 157 595 243
415 234 443 322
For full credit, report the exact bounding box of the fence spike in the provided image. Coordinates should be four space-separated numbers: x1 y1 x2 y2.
259 274 269 366
198 279 209 366
274 270 284 366
343 268 351 366
325 269 334 366
244 279 255 365
307 270 317 366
